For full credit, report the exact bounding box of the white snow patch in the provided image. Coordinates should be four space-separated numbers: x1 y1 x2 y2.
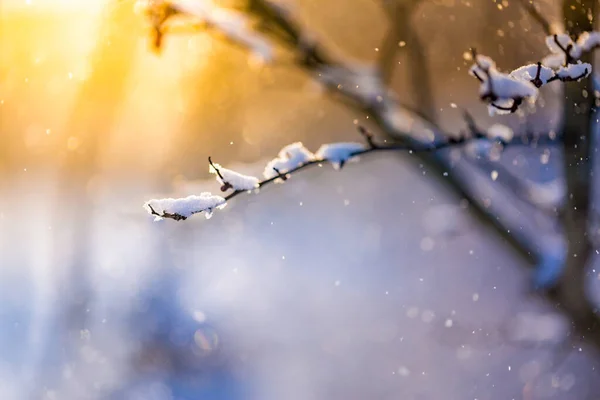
315 142 366 169
482 72 538 100
487 99 514 116
144 193 226 220
263 142 315 179
577 31 600 52
209 163 259 191
556 62 591 80
545 33 580 57
469 54 496 78
509 64 554 85
486 124 514 142
471 55 538 101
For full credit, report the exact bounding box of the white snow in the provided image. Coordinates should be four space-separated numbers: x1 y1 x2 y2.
144 193 226 220
263 142 315 179
469 54 496 78
509 64 554 85
486 124 514 142
577 31 600 52
481 71 538 100
487 100 513 116
209 163 260 191
545 33 576 55
556 61 591 80
470 55 538 101
315 142 367 169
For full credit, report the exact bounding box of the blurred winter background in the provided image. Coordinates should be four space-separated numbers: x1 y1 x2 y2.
1 0 600 399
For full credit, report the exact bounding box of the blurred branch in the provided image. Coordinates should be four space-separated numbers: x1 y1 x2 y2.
144 0 600 350
377 0 435 121
553 0 599 344
517 0 554 35
469 48 591 115
150 0 557 261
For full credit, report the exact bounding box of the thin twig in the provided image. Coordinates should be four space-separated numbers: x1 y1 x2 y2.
149 127 556 216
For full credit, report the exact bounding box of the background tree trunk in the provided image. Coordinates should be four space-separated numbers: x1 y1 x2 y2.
557 0 598 331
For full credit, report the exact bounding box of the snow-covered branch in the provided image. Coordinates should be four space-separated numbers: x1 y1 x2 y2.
469 35 595 115
144 125 558 221
144 193 227 221
135 0 600 355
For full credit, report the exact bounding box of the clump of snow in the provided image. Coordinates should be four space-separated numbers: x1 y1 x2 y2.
509 64 554 85
209 163 259 191
577 31 600 52
486 124 514 142
487 99 514 116
144 193 226 221
263 142 315 179
482 72 538 100
545 33 577 55
469 54 496 78
470 54 538 103
556 61 591 80
315 142 366 169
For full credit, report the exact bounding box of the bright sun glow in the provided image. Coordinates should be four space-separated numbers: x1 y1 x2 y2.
4 0 108 13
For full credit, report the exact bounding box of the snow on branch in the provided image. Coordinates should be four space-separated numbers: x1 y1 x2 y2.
144 193 226 221
469 30 596 114
208 157 260 191
315 142 367 169
136 0 273 61
263 142 316 180
143 124 556 222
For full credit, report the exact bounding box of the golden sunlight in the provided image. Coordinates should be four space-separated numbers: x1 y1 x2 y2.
1 0 240 172
3 0 106 13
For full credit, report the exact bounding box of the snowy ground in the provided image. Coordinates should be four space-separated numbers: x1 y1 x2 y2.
1 151 599 400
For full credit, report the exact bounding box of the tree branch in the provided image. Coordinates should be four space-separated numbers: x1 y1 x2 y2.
142 0 600 350
517 0 554 36
553 0 600 344
146 125 530 220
